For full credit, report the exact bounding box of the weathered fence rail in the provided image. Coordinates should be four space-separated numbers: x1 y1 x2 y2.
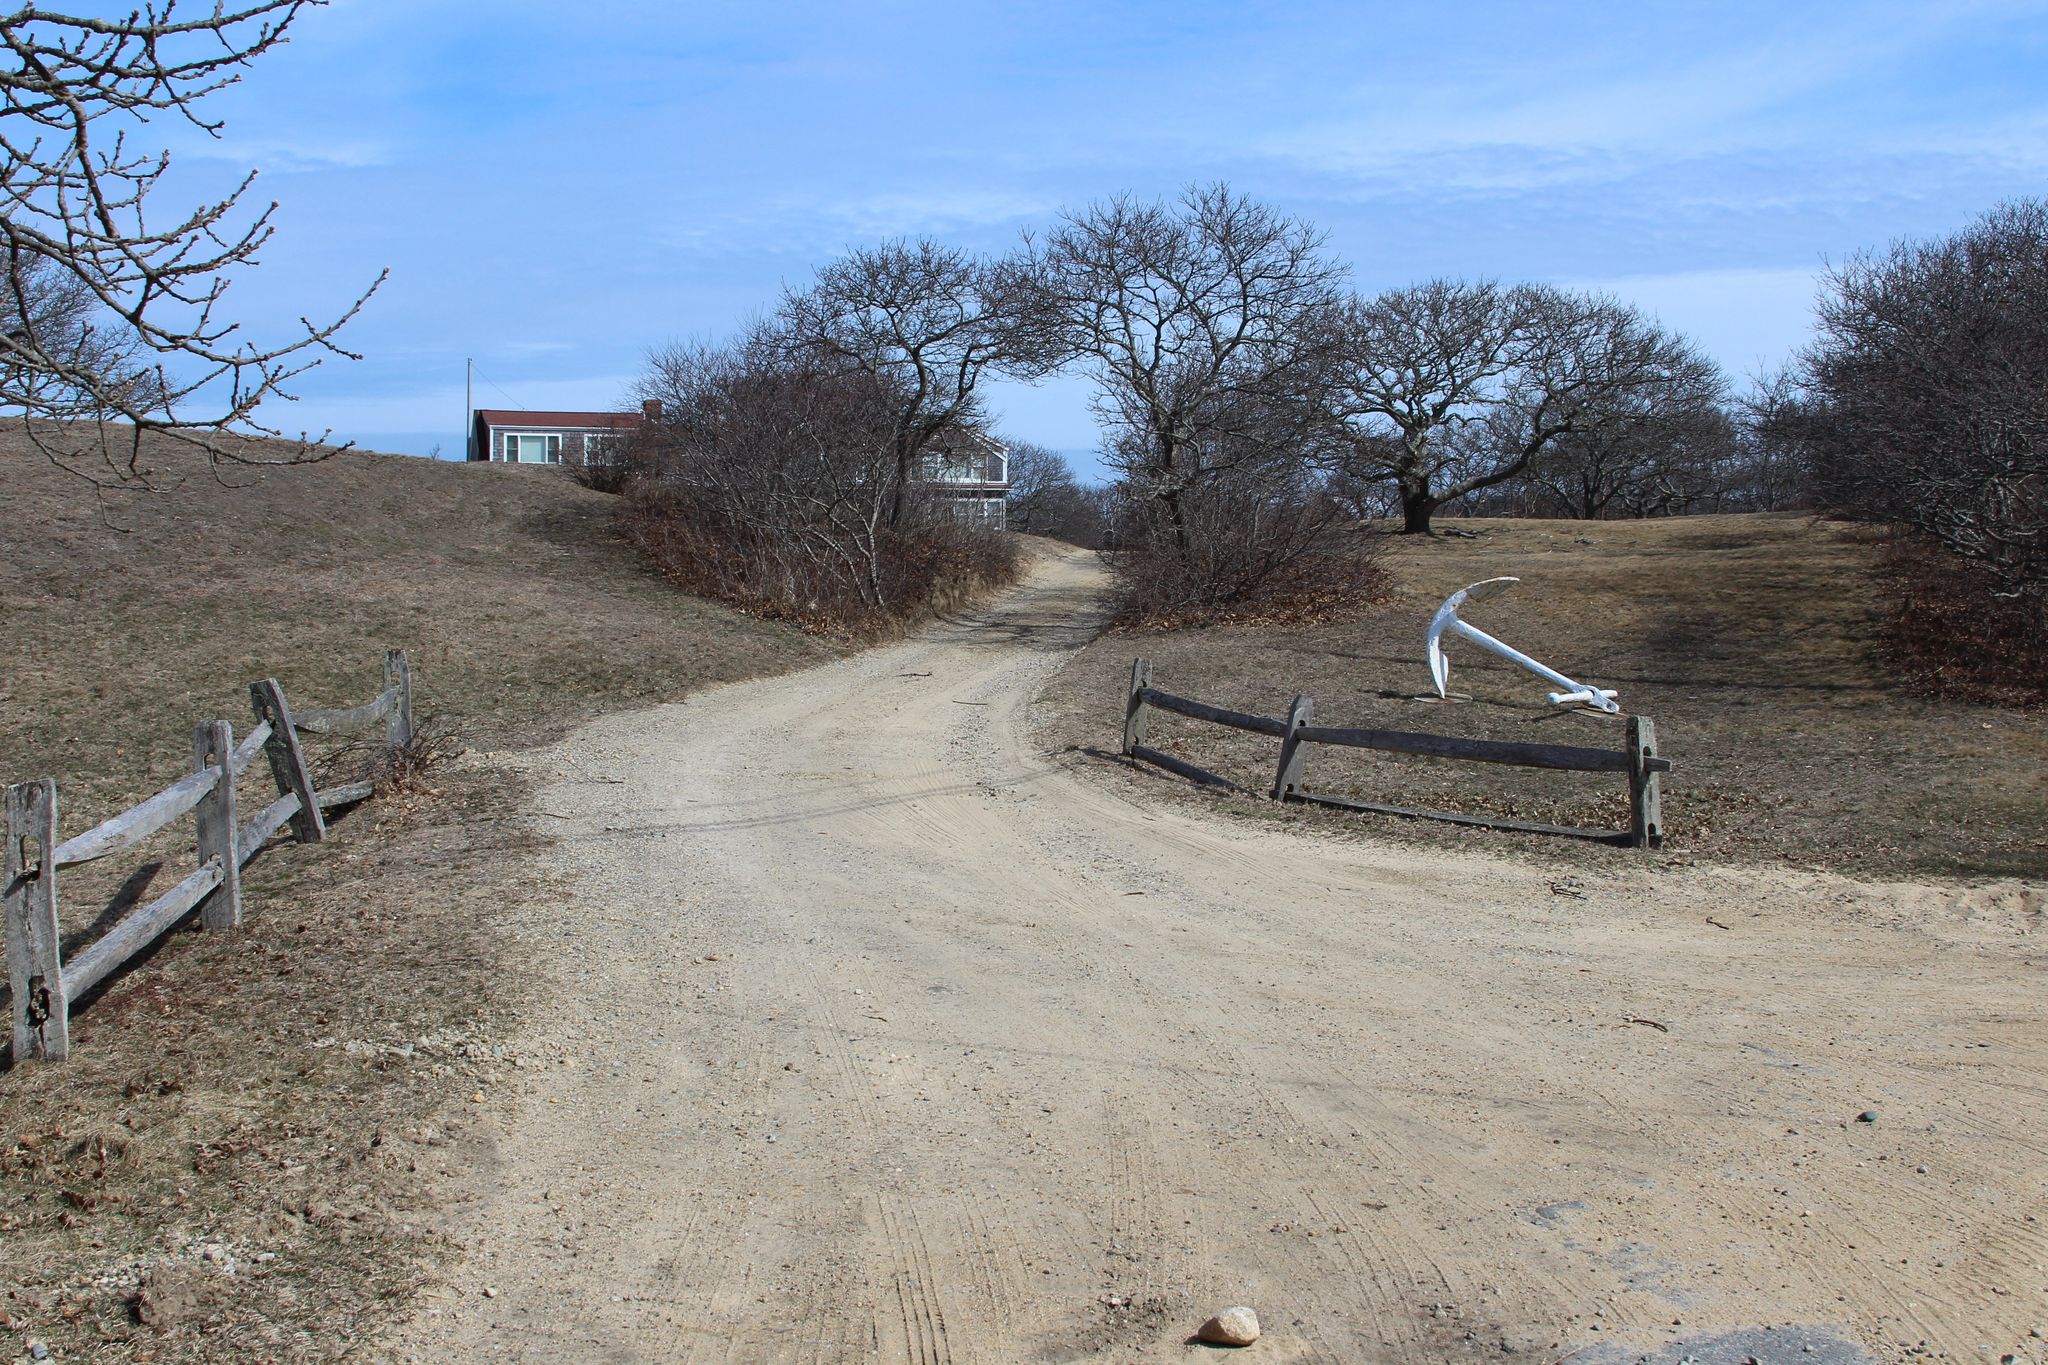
4 650 414 1063
1121 657 1670 849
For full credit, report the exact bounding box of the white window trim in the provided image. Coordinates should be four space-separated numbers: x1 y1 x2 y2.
496 431 564 463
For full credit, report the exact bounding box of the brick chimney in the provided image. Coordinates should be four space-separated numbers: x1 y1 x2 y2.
641 398 663 422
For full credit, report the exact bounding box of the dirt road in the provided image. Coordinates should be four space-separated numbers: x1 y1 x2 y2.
392 547 2044 1364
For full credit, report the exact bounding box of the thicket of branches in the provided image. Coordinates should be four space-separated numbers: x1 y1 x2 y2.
1 3 381 483
613 329 1018 636
1010 187 1386 624
1777 201 2046 631
1003 440 1111 546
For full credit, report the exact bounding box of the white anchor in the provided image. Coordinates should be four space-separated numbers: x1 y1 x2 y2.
1426 577 1621 714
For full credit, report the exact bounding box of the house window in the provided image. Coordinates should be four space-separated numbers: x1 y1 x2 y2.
920 453 979 483
500 433 561 463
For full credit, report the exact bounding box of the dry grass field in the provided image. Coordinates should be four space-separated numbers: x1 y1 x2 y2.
3 457 2041 1362
0 435 835 1362
1036 514 2047 880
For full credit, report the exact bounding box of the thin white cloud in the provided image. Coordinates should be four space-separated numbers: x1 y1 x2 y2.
821 188 1054 239
1256 3 2040 191
1560 266 1824 379
163 125 395 172
661 186 1052 259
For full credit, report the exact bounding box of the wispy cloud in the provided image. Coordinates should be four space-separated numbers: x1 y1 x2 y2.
155 0 2048 454
1560 266 1825 378
658 186 1054 260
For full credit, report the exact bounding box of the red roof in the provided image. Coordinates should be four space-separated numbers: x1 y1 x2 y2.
474 408 642 431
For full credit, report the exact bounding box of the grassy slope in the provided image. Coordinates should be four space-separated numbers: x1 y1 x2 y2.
1037 514 2046 879
0 435 836 1362
2 437 834 817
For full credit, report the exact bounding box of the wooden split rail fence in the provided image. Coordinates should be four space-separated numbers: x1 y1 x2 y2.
1121 658 1670 849
4 650 414 1063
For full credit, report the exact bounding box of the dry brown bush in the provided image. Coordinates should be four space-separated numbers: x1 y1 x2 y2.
1878 532 2048 706
618 482 1020 639
618 335 1024 638
1107 534 1391 631
1103 474 1392 630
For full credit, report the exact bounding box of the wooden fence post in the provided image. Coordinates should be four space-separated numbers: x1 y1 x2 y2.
5 779 69 1061
383 648 414 748
249 679 326 844
1270 694 1314 802
192 720 242 930
1122 658 1153 757
1628 715 1663 850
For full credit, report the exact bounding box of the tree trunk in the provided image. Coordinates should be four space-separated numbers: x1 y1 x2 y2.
889 447 912 528
1399 483 1438 534
1158 486 1193 558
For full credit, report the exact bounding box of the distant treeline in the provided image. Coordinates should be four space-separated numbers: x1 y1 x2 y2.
590 187 2042 653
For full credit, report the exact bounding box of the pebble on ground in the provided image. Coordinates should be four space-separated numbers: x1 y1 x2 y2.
1198 1306 1260 1346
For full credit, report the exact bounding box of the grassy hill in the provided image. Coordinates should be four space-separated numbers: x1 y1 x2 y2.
0 434 836 1362
2 435 836 819
1037 513 2046 880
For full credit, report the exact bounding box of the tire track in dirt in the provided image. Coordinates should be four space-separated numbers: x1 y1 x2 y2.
387 546 2046 1365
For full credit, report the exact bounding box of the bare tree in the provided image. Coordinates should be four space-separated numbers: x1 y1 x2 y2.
1321 279 1537 533
1 3 382 484
1788 200 2047 616
1000 440 1111 545
1002 439 1075 527
1017 185 1342 557
1522 356 1733 519
1326 282 1725 533
779 238 1045 527
1722 367 1809 512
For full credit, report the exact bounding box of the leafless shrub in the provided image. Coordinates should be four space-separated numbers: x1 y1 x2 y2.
570 437 648 494
374 718 466 799
620 333 1019 637
309 716 464 802
1004 440 1109 546
1785 200 2047 629
1103 465 1389 630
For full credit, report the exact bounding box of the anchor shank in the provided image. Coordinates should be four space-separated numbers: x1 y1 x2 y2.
1448 618 1593 698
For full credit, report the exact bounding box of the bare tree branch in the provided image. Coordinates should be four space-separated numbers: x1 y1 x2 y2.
1016 184 1342 557
0 2 383 486
1785 199 2048 617
779 238 1047 527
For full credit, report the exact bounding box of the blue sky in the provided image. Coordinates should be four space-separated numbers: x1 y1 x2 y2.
168 0 2048 479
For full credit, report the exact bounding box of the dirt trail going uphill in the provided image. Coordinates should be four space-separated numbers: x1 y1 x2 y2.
392 547 2044 1365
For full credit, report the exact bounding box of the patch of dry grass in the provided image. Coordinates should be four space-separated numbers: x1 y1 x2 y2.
1036 514 2047 879
0 433 836 1360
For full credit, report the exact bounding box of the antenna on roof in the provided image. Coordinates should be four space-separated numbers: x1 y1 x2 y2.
464 357 473 461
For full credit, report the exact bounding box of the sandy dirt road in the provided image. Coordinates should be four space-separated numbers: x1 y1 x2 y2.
392 547 2044 1365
